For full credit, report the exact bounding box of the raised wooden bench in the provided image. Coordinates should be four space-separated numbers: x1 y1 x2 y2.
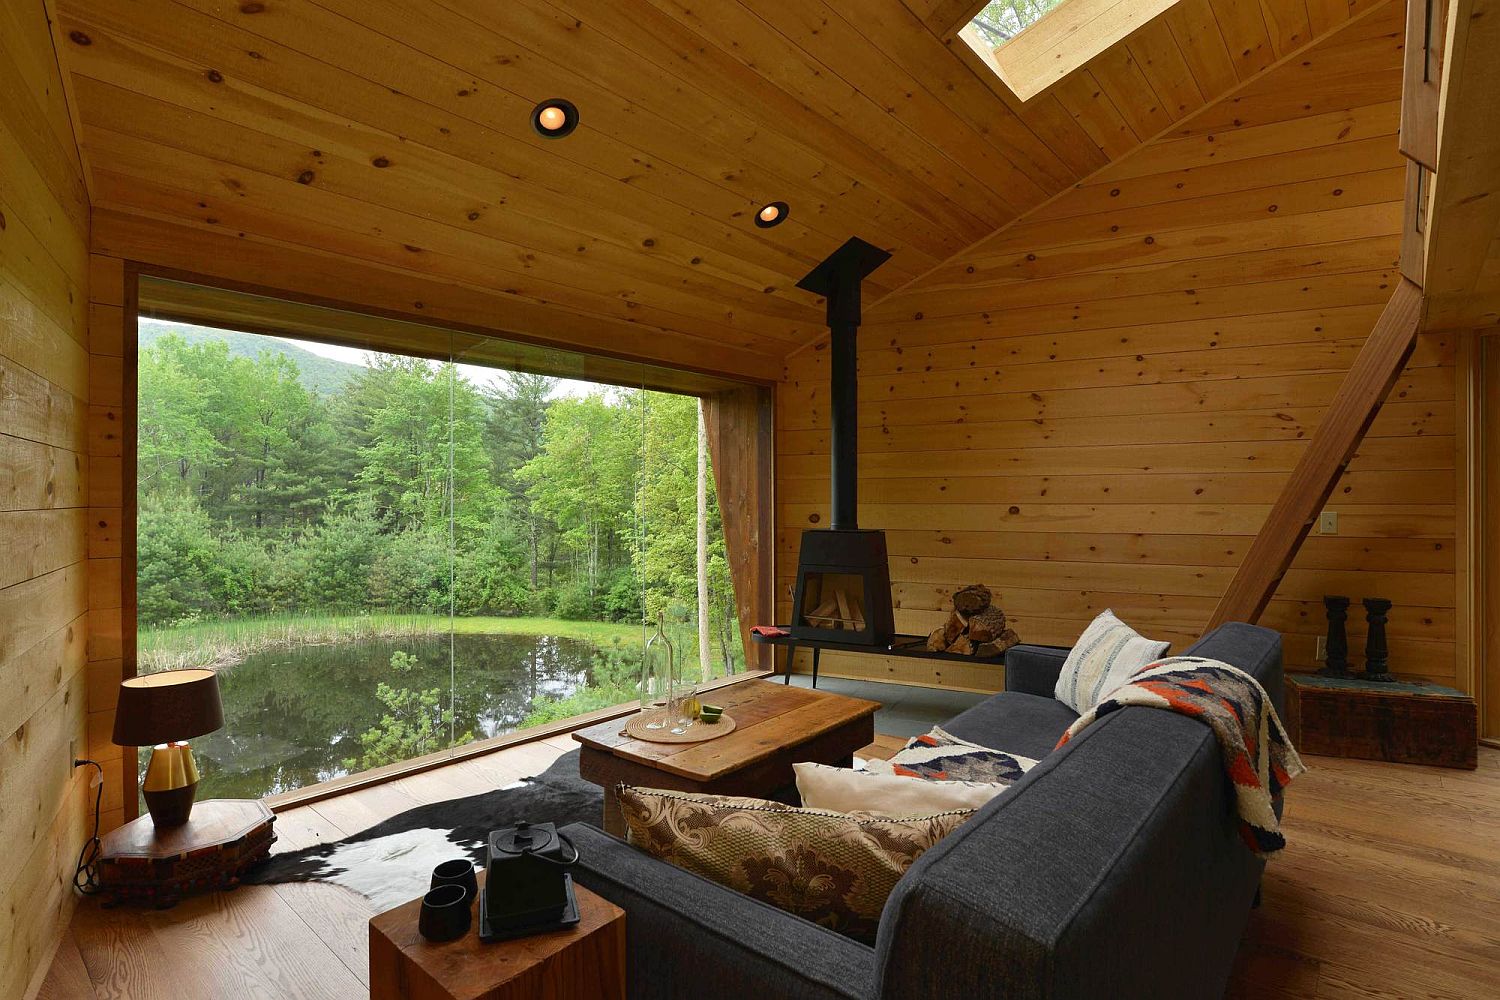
1285 674 1477 770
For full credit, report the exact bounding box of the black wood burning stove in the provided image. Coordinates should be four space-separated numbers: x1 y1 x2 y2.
789 237 896 647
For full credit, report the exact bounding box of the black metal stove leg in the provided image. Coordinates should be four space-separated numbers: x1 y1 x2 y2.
783 642 794 684
811 647 821 690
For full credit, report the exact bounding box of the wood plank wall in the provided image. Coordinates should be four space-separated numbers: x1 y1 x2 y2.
776 2 1460 691
84 253 127 835
0 2 93 996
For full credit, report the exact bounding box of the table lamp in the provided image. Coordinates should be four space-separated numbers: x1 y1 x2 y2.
112 669 224 827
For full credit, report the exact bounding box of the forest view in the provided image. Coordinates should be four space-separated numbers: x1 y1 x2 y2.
137 319 741 797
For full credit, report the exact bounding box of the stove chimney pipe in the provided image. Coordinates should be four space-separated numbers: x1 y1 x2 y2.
796 238 892 531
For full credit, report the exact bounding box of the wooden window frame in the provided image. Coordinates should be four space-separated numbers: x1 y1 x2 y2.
110 263 776 816
1473 331 1499 745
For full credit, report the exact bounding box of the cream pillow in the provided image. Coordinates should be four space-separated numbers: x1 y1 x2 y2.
795 761 1013 814
1055 609 1170 713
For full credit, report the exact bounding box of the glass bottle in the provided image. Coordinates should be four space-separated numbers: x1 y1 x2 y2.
641 613 675 730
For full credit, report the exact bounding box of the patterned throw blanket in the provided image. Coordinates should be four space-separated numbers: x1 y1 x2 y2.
1056 656 1306 857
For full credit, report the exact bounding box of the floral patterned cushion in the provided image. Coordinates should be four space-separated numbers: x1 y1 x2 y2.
616 784 973 942
864 727 1038 784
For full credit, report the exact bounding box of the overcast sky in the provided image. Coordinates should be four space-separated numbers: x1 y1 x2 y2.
147 318 597 399
289 336 597 398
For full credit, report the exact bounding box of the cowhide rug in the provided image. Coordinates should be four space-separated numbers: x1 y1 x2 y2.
244 749 601 911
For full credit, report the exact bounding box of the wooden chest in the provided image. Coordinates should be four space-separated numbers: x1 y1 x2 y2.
1285 674 1477 770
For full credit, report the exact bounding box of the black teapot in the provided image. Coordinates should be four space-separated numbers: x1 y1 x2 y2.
478 821 581 942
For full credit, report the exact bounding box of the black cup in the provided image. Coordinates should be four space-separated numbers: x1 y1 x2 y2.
431 858 478 904
418 884 472 942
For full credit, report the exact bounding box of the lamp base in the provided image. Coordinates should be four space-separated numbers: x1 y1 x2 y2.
142 742 201 827
143 782 199 827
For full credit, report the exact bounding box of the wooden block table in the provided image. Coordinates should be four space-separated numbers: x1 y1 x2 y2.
370 870 625 1000
99 799 276 907
574 677 879 836
1286 674 1478 769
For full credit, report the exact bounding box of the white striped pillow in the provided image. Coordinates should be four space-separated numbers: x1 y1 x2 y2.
1054 610 1170 713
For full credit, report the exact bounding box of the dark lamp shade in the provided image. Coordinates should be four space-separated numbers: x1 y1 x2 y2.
111 669 224 746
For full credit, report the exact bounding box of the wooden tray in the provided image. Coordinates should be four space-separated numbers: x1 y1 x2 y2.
623 710 737 743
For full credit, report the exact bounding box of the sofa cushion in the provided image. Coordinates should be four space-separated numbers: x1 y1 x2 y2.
865 727 1037 784
940 691 1079 761
795 762 1014 814
1055 609 1171 713
565 823 875 1000
616 785 972 943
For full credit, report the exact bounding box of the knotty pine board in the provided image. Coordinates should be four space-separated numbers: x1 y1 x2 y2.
0 3 92 998
775 2 1455 688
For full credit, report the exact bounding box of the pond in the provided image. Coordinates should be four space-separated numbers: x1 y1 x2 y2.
168 633 598 800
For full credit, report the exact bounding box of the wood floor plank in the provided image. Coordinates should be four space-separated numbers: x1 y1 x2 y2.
35 929 96 1000
269 882 375 988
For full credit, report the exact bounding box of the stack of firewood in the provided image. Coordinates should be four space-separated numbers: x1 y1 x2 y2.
925 584 1019 657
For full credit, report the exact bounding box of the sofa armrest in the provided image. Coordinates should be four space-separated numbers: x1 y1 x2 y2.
872 708 1264 1000
561 823 874 1000
1003 644 1070 697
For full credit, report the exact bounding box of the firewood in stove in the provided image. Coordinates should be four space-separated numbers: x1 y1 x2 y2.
927 627 950 652
952 584 992 615
948 634 975 656
806 595 840 628
967 605 1008 644
835 589 853 628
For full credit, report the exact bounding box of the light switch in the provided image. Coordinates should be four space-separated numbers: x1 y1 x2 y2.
1318 510 1338 535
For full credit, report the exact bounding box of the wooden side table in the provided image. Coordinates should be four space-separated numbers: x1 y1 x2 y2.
99 798 276 907
1286 673 1478 769
370 871 625 1000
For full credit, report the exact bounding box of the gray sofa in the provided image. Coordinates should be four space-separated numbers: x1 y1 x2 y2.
563 622 1283 1000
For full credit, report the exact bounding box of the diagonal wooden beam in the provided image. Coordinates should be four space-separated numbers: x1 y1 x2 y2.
1207 279 1425 629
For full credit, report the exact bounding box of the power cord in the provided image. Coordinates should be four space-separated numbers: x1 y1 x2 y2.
72 759 104 895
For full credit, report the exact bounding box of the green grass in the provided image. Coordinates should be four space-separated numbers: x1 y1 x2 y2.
137 613 732 675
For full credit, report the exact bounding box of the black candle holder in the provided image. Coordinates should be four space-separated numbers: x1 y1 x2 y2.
1361 597 1395 683
418 883 472 942
1319 595 1351 678
431 858 478 905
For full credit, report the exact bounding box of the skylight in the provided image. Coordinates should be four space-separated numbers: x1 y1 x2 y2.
958 0 1179 102
966 0 1068 50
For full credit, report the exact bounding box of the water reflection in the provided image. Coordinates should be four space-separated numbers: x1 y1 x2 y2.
181 633 595 799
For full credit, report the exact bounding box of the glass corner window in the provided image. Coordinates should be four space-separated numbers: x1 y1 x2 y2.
134 287 747 802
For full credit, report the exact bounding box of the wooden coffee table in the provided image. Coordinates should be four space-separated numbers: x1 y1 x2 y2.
573 678 879 835
370 869 625 1000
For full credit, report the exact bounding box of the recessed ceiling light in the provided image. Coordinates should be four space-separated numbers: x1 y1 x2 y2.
531 99 579 138
754 201 789 228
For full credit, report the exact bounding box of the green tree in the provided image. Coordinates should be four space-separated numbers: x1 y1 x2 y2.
517 391 639 614
135 492 221 625
344 651 473 771
487 371 555 588
350 356 496 540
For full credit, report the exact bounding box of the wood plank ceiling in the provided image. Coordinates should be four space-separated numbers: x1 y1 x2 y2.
47 0 1374 375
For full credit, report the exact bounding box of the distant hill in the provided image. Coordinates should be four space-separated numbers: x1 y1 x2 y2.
138 320 364 396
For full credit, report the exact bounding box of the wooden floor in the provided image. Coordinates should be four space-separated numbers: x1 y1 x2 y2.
38 736 1500 999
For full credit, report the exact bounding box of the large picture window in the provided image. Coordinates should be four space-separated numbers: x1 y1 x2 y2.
133 286 758 802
